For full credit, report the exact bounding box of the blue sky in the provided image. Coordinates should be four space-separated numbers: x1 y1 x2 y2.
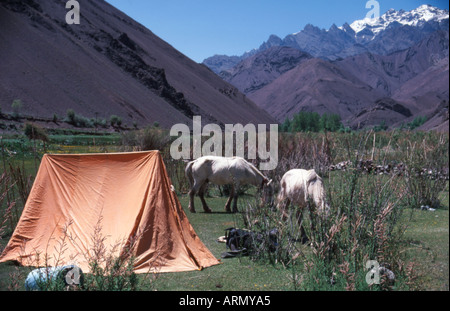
105 0 449 63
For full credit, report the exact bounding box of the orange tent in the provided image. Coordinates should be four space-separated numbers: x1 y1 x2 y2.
0 151 220 273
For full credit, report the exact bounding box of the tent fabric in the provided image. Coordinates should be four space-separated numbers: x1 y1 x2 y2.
0 151 220 273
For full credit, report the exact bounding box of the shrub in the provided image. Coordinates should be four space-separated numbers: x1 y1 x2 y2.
240 197 301 266
1 174 16 250
6 217 158 291
66 109 75 123
281 112 343 133
64 109 94 128
402 133 448 209
403 116 427 130
296 169 410 291
11 99 23 119
81 218 140 291
374 121 388 132
110 115 122 127
24 123 49 143
121 127 172 152
237 132 422 291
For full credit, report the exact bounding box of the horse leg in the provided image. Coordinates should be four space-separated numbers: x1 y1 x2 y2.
225 185 234 213
278 198 290 222
198 182 212 213
188 180 203 213
296 209 309 244
188 188 196 213
232 184 239 213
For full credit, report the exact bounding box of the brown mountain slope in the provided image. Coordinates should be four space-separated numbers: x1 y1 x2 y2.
249 58 381 123
336 30 449 98
337 31 449 129
220 46 312 95
223 29 448 130
0 0 275 128
392 57 449 114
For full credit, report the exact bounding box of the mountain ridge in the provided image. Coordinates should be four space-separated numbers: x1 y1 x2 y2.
223 28 449 130
204 5 449 74
0 0 276 130
205 5 448 131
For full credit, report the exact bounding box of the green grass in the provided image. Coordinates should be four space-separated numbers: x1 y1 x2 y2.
149 195 294 291
151 188 450 292
1 182 448 292
402 206 449 291
0 132 448 291
0 195 296 291
49 134 122 146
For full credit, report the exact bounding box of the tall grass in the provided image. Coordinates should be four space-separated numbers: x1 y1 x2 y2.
402 133 448 209
1 129 448 291
237 131 448 291
121 126 172 152
6 216 159 291
296 169 411 291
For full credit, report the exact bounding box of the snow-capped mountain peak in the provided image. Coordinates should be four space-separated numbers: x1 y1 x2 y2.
204 4 448 73
349 4 449 35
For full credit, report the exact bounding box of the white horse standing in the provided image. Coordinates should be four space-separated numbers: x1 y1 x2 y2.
185 156 273 213
277 169 329 243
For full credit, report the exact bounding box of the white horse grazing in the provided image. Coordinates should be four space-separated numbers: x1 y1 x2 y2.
277 169 329 243
185 156 273 213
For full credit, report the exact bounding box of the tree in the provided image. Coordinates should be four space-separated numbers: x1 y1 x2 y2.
24 123 49 142
110 115 122 127
66 109 76 124
284 111 344 133
11 99 23 119
407 116 427 130
373 120 388 132
281 118 291 132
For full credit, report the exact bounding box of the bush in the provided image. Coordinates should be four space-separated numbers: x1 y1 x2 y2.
374 121 388 132
66 109 75 123
64 109 94 128
121 127 172 152
81 218 140 291
24 123 49 142
240 198 301 265
297 169 410 291
403 116 427 130
11 99 23 119
402 133 448 209
281 112 343 133
6 217 158 291
236 132 425 291
110 115 122 127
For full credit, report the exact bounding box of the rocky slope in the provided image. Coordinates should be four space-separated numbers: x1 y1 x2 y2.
210 5 448 130
204 5 449 73
219 46 312 95
0 0 275 129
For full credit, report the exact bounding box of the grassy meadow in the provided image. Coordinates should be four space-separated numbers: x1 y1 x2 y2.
0 129 448 291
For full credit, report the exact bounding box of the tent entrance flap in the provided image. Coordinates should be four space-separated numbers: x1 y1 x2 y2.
0 151 220 273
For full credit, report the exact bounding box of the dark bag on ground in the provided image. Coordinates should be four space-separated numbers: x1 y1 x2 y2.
221 227 278 258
